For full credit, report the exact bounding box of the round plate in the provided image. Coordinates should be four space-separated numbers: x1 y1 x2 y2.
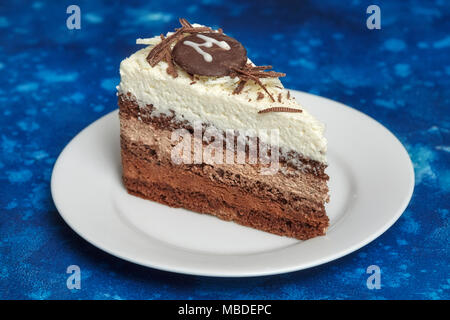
51 90 414 277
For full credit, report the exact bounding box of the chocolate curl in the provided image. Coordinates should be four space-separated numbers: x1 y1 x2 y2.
258 107 303 114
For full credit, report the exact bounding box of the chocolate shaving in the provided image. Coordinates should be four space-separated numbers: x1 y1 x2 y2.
179 18 192 28
164 47 178 77
233 79 247 95
156 34 178 77
231 64 285 102
258 107 303 114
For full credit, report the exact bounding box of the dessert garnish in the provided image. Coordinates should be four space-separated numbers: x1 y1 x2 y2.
258 107 303 114
146 18 286 102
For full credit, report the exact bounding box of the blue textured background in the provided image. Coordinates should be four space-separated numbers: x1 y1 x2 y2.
0 0 448 300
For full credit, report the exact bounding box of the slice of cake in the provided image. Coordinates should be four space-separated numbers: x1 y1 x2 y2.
118 19 329 240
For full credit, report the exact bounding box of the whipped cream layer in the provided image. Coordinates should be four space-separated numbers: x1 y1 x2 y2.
118 27 327 164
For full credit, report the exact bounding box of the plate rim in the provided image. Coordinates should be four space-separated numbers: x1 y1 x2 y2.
51 90 415 277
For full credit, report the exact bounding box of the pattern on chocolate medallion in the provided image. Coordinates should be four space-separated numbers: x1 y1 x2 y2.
172 32 247 77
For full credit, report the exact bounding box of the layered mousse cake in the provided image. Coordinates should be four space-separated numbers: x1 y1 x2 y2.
118 19 329 240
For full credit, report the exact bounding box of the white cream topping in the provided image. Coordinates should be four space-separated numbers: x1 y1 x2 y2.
118 25 327 164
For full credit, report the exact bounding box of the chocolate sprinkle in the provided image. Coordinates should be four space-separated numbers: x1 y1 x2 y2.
257 92 264 100
258 107 303 114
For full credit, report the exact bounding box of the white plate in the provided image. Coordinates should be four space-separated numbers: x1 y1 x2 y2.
51 90 414 277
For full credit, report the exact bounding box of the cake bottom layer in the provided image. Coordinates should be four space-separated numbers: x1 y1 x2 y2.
121 135 328 240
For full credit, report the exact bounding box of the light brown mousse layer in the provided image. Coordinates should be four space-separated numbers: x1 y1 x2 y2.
119 94 329 240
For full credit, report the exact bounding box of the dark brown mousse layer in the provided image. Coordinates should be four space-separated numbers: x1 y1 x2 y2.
121 135 328 240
